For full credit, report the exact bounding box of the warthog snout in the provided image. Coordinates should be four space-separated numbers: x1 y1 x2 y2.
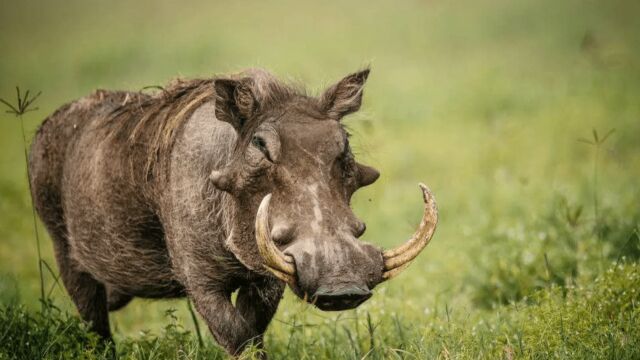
281 231 383 310
255 183 438 310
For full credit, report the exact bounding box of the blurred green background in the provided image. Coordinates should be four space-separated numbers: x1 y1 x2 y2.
1 0 639 358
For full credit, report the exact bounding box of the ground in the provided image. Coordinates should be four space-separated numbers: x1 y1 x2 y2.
0 0 639 358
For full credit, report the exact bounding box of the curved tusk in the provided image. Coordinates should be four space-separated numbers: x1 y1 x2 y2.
255 194 296 284
382 183 438 280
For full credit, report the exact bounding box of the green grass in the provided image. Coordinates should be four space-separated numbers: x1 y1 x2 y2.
1 0 639 358
2 263 639 359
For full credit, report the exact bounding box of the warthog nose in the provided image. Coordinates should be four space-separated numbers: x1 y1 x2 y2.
312 285 372 311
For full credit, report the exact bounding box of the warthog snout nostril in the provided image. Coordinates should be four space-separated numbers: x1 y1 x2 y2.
312 285 372 311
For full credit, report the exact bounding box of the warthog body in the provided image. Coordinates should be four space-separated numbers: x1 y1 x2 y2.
29 69 437 355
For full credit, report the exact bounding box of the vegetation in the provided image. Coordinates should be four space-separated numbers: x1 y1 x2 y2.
1 0 639 358
2 263 638 359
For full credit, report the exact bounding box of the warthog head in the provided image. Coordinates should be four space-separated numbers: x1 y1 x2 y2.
210 69 437 311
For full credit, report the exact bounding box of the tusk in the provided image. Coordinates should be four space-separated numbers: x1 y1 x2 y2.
382 183 438 280
255 194 296 284
264 264 296 285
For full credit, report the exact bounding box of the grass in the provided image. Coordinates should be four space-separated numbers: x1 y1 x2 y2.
1 0 639 358
2 263 638 359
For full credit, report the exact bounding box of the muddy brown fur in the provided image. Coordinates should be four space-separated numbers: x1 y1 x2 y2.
29 68 384 355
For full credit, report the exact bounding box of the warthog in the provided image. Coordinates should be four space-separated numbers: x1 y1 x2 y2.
29 68 437 355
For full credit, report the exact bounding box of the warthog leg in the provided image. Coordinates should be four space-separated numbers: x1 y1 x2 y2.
106 287 133 312
189 278 284 356
189 292 257 355
44 225 111 340
235 277 285 349
56 244 111 339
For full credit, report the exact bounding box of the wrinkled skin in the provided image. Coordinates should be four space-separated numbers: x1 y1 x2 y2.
29 69 386 355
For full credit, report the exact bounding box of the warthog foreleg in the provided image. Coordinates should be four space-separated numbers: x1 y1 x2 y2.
189 278 284 356
235 278 285 348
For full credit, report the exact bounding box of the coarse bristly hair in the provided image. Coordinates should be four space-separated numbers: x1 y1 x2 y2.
105 68 312 184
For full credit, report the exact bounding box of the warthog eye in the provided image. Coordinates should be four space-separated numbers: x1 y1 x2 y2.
251 135 272 162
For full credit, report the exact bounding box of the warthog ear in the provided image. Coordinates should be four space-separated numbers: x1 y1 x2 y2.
321 68 370 120
214 78 257 131
356 162 380 187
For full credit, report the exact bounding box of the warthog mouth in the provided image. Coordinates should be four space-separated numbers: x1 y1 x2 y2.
311 285 373 311
254 183 438 306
